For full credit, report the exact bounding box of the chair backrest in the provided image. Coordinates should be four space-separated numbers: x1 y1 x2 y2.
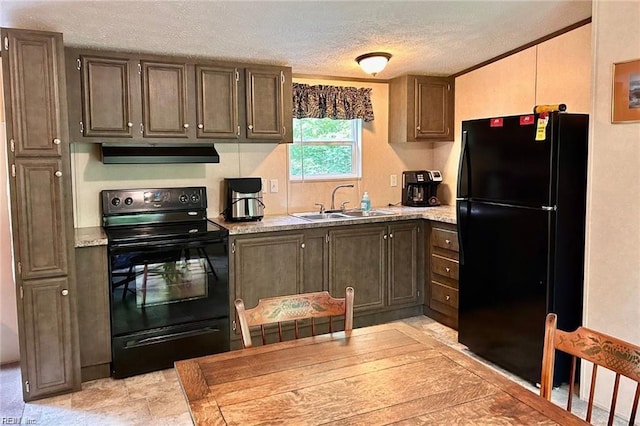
234 287 354 349
540 313 640 425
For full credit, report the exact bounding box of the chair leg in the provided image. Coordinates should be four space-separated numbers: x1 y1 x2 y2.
141 264 148 307
122 265 134 301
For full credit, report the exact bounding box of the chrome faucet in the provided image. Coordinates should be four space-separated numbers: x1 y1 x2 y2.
330 184 354 211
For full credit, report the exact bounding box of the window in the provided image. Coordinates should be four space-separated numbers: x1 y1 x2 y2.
289 118 362 180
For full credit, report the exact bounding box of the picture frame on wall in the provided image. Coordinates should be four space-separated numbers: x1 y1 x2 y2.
612 58 640 123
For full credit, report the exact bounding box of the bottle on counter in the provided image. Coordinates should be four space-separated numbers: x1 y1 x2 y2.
361 191 371 215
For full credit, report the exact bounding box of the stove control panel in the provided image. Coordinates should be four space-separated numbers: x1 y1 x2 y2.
102 187 208 215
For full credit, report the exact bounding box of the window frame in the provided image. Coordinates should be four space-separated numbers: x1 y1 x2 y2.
288 118 363 181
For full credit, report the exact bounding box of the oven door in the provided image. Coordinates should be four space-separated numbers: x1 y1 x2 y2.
108 236 229 337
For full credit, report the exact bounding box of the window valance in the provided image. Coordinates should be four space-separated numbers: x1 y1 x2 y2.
292 83 374 122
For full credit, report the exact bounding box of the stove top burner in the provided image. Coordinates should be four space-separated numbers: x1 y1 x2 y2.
101 187 228 248
104 219 227 246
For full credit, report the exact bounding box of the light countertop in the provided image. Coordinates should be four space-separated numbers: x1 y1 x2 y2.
74 205 456 247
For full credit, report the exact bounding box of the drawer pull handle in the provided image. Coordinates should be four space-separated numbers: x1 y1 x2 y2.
446 295 450 301
445 239 451 244
445 267 451 273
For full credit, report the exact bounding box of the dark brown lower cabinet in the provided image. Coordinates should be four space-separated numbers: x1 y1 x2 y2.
75 246 111 381
229 221 424 349
424 222 460 329
21 277 78 399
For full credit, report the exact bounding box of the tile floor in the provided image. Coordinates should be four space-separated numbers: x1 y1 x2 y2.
0 315 630 425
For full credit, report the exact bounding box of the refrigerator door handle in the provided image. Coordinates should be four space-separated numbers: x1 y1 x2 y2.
456 201 466 265
542 205 557 211
457 130 470 198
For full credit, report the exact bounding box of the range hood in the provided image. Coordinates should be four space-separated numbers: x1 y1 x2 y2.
101 143 220 164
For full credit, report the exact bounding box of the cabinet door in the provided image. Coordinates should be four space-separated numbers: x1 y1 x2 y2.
329 225 386 311
22 277 77 399
303 228 328 293
75 246 111 375
232 234 304 308
413 76 453 141
388 222 421 306
245 67 283 139
2 29 64 157
141 61 189 138
80 55 134 137
14 158 68 280
196 65 239 139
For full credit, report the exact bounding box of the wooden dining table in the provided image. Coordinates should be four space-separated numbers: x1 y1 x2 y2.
174 322 587 425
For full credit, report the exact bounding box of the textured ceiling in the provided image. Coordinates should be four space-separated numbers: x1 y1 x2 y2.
0 1 592 79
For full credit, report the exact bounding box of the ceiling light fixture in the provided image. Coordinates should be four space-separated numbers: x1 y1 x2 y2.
355 52 392 76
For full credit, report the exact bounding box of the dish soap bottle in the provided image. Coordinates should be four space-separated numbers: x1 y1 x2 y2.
361 191 371 215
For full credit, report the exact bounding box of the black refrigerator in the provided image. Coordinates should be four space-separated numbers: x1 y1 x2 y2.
456 112 588 386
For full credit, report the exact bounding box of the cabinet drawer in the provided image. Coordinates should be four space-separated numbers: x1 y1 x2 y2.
430 281 458 310
431 227 458 252
431 254 459 281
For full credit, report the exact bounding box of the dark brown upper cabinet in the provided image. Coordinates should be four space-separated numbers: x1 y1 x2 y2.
245 67 284 140
389 75 454 143
196 65 239 139
66 48 292 144
141 61 189 138
3 30 64 157
79 55 137 137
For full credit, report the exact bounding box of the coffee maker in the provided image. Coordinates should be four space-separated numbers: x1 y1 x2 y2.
223 177 264 221
402 170 443 207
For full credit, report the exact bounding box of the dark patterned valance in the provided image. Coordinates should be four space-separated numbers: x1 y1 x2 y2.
292 83 374 122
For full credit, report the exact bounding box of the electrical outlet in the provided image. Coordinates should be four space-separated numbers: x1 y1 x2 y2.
390 174 398 187
270 179 279 193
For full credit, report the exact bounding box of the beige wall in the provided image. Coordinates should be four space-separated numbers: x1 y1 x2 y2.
0 62 20 364
72 77 433 227
583 0 640 419
435 24 592 205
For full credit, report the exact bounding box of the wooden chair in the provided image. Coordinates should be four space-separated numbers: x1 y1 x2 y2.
540 313 640 425
234 287 354 348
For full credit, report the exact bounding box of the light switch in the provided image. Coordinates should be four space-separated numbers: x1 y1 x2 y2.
270 179 279 193
390 174 398 187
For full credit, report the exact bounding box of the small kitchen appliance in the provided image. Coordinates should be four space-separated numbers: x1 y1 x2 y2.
402 170 442 207
223 177 264 221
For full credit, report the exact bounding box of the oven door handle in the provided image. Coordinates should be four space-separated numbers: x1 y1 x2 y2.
125 327 221 348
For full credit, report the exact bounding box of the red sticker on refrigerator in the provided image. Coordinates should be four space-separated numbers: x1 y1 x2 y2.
490 118 503 127
520 115 535 125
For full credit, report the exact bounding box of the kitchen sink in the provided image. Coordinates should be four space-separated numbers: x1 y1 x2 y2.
291 209 397 221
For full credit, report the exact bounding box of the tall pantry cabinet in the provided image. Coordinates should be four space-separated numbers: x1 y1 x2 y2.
1 28 80 400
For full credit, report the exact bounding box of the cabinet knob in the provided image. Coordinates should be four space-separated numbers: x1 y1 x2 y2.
248 124 254 130
53 138 61 145
183 123 189 129
416 126 421 131
198 124 204 129
445 239 451 244
55 171 62 178
389 233 393 238
301 243 305 249
127 122 133 128
445 267 451 273
445 295 450 301
61 289 69 296
383 234 387 240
